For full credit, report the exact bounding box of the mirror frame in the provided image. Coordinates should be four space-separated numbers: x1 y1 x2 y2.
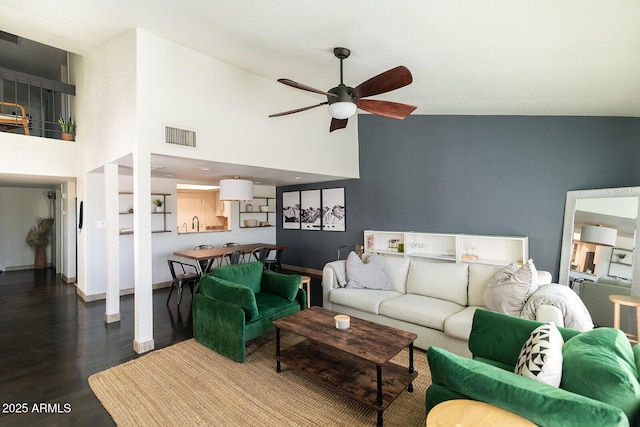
559 186 640 295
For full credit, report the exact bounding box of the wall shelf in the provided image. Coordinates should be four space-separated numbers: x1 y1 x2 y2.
238 197 275 228
364 230 528 267
119 192 171 234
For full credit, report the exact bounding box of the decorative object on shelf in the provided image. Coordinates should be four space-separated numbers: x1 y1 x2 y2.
259 205 269 212
244 219 258 227
57 116 76 141
25 217 54 269
321 187 345 232
617 253 627 261
388 239 400 251
219 176 253 201
153 198 164 212
283 191 301 229
580 225 617 247
245 203 253 212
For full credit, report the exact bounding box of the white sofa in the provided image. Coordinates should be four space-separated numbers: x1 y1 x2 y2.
322 255 555 357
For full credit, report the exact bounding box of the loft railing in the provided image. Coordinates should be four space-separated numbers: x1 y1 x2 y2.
0 67 76 140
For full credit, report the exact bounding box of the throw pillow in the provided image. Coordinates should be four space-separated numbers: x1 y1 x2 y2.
346 251 394 290
484 259 539 316
514 322 564 387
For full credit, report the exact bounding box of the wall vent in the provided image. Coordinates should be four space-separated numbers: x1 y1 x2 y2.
0 31 20 45
165 126 196 148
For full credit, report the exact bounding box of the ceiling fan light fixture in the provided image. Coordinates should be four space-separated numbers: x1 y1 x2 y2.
328 101 357 120
219 177 253 201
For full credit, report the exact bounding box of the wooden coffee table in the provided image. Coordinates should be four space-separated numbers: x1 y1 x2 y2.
273 306 418 427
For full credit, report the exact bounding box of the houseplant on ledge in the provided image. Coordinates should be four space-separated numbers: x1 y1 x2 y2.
153 198 164 212
58 116 76 141
25 217 54 269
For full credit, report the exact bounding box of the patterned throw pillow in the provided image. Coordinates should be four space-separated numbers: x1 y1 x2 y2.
514 322 564 387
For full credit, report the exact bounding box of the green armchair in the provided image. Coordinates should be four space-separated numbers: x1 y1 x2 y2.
193 261 306 362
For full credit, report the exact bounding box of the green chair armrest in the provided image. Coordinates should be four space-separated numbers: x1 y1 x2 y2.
427 346 628 427
261 270 301 302
192 294 248 363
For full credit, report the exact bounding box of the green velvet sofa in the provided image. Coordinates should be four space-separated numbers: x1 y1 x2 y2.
193 262 306 363
426 309 640 427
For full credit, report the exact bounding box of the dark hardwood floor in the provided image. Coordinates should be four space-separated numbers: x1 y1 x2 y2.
0 267 322 426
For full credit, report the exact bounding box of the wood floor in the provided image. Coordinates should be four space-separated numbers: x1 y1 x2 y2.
0 267 322 426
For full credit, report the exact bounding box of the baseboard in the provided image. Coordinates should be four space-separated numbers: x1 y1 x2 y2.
281 264 323 277
61 274 76 284
77 281 172 302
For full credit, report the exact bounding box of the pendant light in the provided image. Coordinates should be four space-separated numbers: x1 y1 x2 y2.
580 225 617 247
219 177 253 201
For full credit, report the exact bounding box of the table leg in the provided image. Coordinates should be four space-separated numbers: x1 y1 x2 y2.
276 327 281 373
408 343 414 392
376 365 383 406
613 302 621 329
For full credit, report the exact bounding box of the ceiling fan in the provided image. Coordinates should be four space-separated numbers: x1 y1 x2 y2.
269 47 417 132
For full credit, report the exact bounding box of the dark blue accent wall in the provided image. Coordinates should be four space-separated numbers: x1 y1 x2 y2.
277 115 640 279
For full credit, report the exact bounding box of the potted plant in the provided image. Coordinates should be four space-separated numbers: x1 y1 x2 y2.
153 198 164 212
617 253 627 262
25 217 54 269
58 116 76 141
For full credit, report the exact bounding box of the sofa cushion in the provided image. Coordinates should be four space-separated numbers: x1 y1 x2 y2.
484 260 539 317
406 260 469 306
211 261 263 293
468 264 500 307
260 270 300 301
329 287 402 314
379 294 464 331
346 252 394 290
200 276 259 321
379 255 411 293
561 327 640 418
427 346 629 427
514 322 564 387
443 306 480 340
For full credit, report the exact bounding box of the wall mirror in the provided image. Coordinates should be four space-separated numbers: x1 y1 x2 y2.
559 187 640 298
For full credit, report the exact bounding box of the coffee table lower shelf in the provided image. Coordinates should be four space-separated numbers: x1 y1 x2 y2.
277 339 418 423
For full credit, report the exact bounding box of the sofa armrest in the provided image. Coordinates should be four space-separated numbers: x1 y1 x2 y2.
192 294 248 362
322 260 347 308
261 270 301 301
427 346 628 427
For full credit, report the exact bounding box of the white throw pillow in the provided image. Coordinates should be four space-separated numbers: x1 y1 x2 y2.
514 322 564 387
484 259 540 316
346 252 394 291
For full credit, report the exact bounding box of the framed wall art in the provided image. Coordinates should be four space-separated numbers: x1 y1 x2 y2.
300 189 321 230
282 191 300 229
322 187 345 231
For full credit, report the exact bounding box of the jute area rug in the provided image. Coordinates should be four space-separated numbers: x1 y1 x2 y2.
89 332 432 426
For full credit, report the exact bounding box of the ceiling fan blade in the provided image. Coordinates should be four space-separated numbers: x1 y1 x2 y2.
356 99 417 120
330 118 348 132
351 66 413 99
277 79 338 98
269 102 328 118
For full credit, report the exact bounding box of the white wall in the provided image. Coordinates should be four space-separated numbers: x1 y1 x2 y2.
135 30 360 180
0 187 54 270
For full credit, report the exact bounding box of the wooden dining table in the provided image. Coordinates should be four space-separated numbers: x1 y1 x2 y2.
173 243 287 274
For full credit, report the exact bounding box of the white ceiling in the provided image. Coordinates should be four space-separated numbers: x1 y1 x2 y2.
2 0 640 187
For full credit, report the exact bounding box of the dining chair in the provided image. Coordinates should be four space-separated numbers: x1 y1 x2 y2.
221 242 241 265
219 249 242 266
250 247 270 267
264 248 284 272
166 259 200 307
194 244 215 273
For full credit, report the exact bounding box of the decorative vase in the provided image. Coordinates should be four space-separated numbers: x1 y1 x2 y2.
34 246 47 269
155 206 163 213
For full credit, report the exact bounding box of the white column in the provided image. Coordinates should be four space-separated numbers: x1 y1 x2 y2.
132 152 154 354
104 163 121 323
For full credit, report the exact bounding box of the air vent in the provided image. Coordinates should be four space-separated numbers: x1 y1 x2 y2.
0 31 20 45
165 126 196 148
